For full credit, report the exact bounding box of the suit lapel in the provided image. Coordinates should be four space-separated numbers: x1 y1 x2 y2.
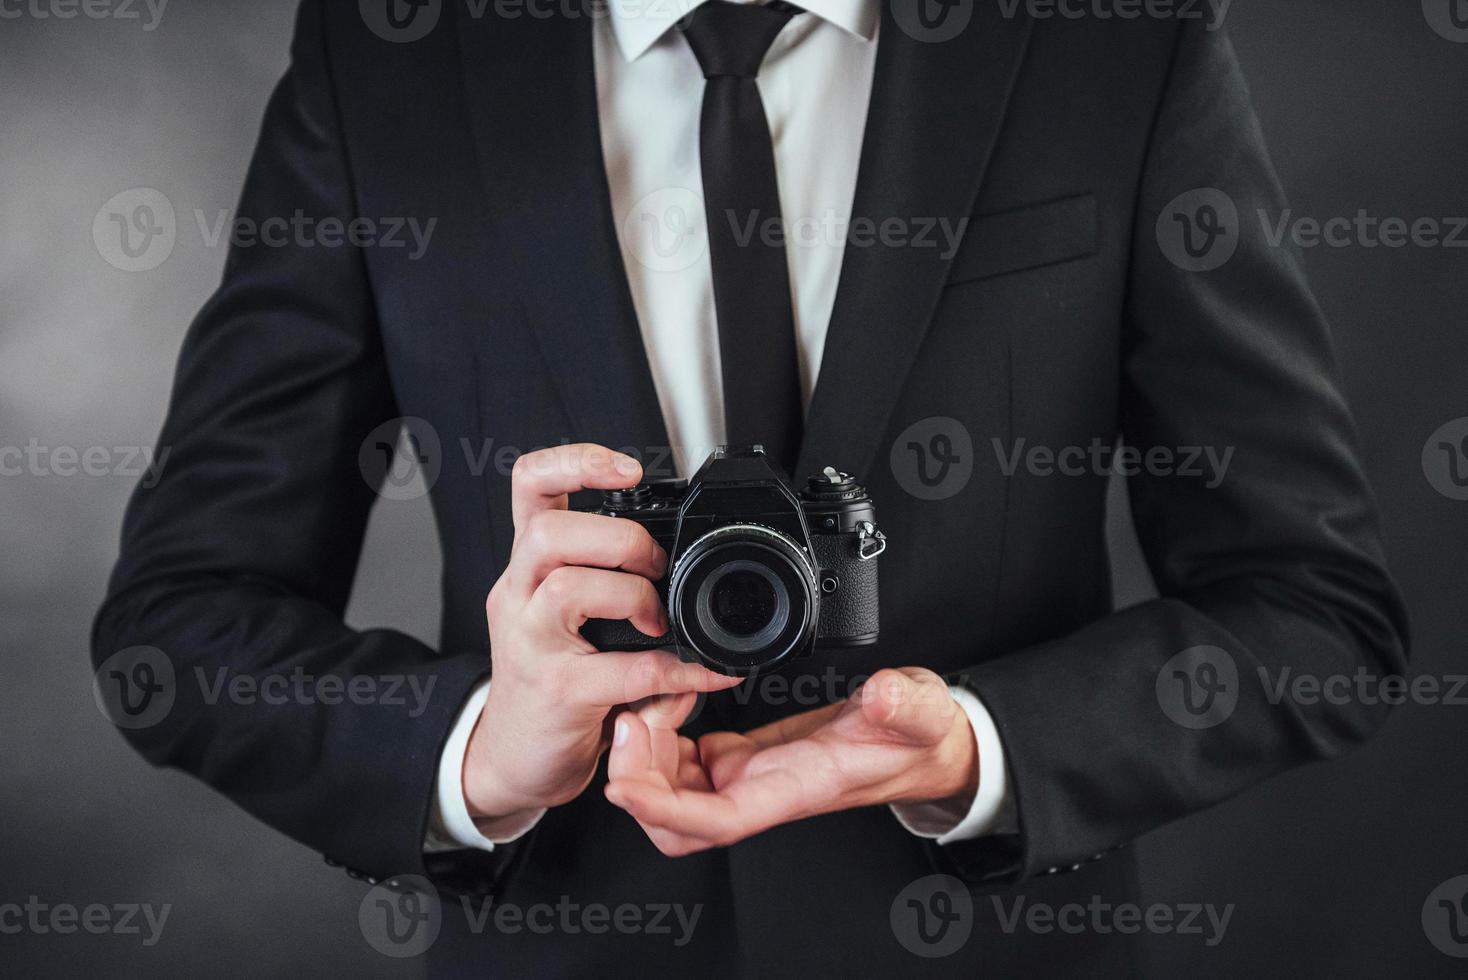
795 6 1035 482
454 7 671 466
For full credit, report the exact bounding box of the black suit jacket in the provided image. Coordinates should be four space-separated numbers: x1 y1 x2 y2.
94 1 1408 976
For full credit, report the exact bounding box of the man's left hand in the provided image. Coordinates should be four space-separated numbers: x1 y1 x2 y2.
606 668 979 856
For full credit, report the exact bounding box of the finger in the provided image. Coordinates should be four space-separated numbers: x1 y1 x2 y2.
505 509 667 600
604 781 714 857
857 668 957 746
693 730 760 788
527 566 668 637
511 444 643 531
639 823 712 857
636 699 683 780
570 649 743 708
606 769 812 847
692 705 842 787
607 711 656 784
605 716 716 856
608 714 715 795
676 736 714 792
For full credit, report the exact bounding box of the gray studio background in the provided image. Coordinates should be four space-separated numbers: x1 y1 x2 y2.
2 1 1466 976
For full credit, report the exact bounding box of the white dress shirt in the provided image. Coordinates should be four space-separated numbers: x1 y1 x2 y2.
428 0 1015 853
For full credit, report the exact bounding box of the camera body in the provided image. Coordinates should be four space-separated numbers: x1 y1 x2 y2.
578 446 885 676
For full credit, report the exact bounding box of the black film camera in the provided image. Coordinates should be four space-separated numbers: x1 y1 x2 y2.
578 445 885 676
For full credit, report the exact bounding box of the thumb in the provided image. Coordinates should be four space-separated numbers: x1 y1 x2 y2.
606 710 654 783
857 668 955 746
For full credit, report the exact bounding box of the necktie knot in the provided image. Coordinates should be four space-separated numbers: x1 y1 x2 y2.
680 1 802 79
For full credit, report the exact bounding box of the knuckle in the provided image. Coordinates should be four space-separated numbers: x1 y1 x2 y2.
650 651 683 686
539 565 579 606
522 511 556 553
618 520 644 561
635 576 661 610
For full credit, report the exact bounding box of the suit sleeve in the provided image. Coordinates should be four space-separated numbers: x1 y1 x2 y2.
91 0 502 888
943 22 1409 883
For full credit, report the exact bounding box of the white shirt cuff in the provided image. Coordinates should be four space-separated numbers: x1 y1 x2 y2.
425 679 546 853
889 684 1018 844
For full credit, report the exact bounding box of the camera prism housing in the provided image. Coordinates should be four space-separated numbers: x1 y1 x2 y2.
577 446 885 676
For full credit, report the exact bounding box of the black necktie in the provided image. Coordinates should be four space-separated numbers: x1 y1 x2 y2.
681 1 804 474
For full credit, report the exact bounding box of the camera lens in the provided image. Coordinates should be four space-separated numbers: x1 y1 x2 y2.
696 561 790 653
667 524 818 675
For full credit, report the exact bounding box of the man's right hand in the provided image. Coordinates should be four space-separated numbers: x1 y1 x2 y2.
461 444 741 835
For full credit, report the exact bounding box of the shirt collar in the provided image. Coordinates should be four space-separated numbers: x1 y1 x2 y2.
606 0 878 63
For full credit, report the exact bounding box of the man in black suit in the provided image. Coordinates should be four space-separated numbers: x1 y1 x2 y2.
94 0 1407 975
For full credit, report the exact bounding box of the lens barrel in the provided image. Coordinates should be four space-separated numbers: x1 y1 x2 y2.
667 524 818 675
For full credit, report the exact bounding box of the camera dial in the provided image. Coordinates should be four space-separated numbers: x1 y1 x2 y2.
601 485 653 511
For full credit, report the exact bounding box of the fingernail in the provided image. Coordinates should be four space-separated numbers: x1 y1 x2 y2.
613 453 641 476
614 717 630 746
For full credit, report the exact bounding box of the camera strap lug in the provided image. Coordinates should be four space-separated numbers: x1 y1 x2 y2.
856 521 886 561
